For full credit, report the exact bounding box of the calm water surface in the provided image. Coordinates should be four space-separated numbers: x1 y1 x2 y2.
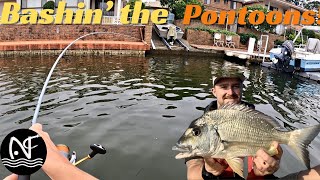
0 55 320 179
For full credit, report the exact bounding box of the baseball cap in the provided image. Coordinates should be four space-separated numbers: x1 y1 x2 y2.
212 71 246 86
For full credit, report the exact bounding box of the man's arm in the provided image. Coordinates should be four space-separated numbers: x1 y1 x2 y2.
30 123 98 180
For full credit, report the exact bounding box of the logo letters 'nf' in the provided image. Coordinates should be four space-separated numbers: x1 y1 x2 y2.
9 135 39 159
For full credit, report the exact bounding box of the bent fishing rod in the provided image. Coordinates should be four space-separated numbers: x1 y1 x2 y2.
19 32 108 180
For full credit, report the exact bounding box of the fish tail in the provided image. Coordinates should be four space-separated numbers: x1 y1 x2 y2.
287 124 320 169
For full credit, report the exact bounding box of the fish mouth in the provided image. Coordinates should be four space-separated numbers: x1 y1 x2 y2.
172 144 193 159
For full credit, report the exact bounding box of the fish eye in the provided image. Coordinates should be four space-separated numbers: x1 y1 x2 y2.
192 128 201 136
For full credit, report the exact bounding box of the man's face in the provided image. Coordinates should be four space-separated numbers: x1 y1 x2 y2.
212 78 243 107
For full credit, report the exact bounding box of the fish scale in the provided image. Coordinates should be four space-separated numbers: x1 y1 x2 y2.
211 110 279 145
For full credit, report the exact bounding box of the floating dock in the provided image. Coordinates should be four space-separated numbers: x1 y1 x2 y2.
224 49 270 61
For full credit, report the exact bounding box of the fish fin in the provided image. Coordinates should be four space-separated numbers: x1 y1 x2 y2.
219 103 282 128
287 124 320 169
219 103 249 111
225 157 244 178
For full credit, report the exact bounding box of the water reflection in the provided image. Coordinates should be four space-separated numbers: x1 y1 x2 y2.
0 55 319 179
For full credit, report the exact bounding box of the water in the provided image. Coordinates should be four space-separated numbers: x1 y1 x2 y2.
0 55 320 179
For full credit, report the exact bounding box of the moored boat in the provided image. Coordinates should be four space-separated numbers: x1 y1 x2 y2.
269 26 320 72
154 23 184 40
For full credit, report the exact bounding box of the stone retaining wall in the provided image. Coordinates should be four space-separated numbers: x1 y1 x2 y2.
238 27 285 51
186 29 240 48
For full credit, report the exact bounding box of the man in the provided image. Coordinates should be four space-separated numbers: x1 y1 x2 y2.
186 71 283 179
167 25 177 46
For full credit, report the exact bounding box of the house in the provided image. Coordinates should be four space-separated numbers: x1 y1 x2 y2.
201 0 242 12
245 0 308 31
199 0 308 32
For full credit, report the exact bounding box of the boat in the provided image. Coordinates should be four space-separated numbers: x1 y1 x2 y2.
154 23 184 40
268 26 320 72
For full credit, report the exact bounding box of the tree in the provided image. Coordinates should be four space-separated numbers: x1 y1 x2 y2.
286 0 301 6
161 0 205 20
240 5 275 33
43 1 55 10
127 0 146 17
304 1 320 10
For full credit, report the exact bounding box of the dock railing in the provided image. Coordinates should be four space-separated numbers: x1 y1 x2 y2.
259 35 269 63
101 16 121 25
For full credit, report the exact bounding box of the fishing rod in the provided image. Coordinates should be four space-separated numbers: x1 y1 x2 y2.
19 32 108 180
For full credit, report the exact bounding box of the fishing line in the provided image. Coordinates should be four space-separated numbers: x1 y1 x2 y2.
32 30 142 124
18 32 112 180
31 31 117 125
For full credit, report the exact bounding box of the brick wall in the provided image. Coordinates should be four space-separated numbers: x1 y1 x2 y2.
202 1 243 11
202 0 230 11
0 24 146 42
186 29 240 48
144 20 153 44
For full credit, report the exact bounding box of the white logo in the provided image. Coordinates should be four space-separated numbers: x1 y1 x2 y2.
9 135 39 159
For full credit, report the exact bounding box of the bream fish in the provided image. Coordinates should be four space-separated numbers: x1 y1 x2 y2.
173 104 320 177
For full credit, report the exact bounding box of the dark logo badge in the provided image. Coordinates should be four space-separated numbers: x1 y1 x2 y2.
0 129 47 175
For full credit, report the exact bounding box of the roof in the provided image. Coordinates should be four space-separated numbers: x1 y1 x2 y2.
233 0 262 4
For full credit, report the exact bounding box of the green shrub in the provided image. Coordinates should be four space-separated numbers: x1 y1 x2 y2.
315 33 320 40
239 33 258 45
287 34 295 41
274 39 284 46
43 1 55 10
302 29 316 38
295 37 302 45
171 0 204 20
187 27 237 36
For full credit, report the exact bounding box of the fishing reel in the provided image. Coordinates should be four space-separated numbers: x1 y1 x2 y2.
56 143 107 166
17 144 106 180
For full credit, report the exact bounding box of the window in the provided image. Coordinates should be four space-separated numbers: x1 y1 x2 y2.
224 0 228 4
230 1 236 9
204 0 211 5
21 0 27 8
270 6 278 11
55 0 60 7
